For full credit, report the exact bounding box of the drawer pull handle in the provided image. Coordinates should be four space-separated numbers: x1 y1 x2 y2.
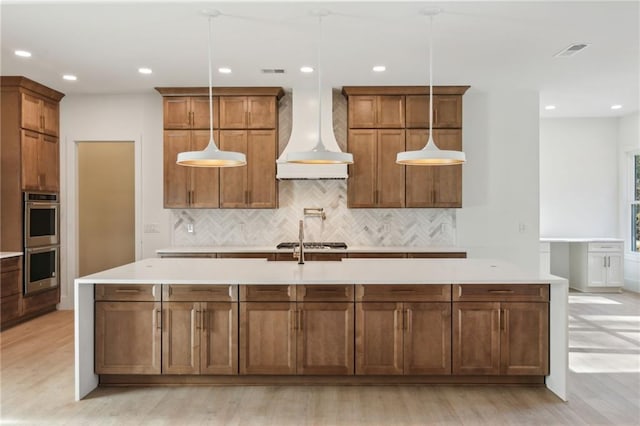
488 290 514 294
115 289 141 293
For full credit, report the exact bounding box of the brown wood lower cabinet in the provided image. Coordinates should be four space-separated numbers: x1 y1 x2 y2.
355 302 451 375
95 301 162 374
163 301 238 375
452 301 549 376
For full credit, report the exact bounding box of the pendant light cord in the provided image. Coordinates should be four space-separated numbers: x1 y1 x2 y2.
428 14 434 139
316 14 323 150
208 16 216 149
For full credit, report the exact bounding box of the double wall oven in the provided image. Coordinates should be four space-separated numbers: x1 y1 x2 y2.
24 192 59 294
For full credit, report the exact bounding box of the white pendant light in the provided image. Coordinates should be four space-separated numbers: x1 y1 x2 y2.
396 10 465 166
177 11 246 168
286 10 353 165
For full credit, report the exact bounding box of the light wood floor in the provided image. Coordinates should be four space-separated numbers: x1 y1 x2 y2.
1 291 639 425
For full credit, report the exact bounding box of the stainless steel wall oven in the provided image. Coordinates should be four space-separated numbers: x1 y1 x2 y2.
23 192 59 295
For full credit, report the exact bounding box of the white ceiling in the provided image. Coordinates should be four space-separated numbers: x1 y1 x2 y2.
1 1 638 118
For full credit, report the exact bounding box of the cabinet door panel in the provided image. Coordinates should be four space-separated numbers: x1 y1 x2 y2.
501 302 548 375
348 96 377 128
405 129 435 207
377 96 404 128
606 254 624 286
355 302 403 375
201 302 238 375
162 302 199 374
347 129 377 207
21 130 40 190
239 302 296 374
587 253 607 286
95 301 161 374
42 100 59 136
404 302 451 375
21 93 42 132
405 95 429 128
39 135 59 191
219 97 247 129
247 97 276 129
247 130 277 208
377 129 405 207
297 302 354 375
191 97 218 129
163 131 190 207
432 130 462 207
219 131 249 207
163 97 191 129
452 302 500 375
190 130 220 208
434 96 462 128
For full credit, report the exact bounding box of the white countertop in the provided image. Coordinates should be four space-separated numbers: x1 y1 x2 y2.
540 237 623 243
76 257 563 285
156 245 467 254
0 252 23 260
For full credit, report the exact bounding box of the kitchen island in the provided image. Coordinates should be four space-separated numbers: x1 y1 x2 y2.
75 258 568 401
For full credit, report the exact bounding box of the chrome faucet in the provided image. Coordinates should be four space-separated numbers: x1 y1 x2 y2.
293 219 305 264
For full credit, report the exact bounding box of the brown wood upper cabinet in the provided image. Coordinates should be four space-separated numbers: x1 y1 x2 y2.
163 96 218 130
219 130 277 208
21 130 59 192
163 130 219 208
452 284 549 376
405 129 462 208
405 95 462 129
219 96 276 129
347 129 405 208
348 96 404 128
21 92 59 136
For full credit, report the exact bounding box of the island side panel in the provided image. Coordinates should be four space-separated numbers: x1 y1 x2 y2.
75 281 97 400
547 280 568 401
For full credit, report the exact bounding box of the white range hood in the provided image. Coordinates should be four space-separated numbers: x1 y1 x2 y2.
276 86 348 179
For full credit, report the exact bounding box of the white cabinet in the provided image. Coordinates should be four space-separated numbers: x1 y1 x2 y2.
570 242 624 291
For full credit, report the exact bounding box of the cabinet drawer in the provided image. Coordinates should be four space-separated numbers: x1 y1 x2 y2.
588 242 623 252
1 269 21 297
297 285 354 302
95 284 161 301
22 287 59 314
356 284 451 302
407 252 467 259
347 253 407 258
217 253 276 260
1 294 21 323
452 284 549 302
158 253 216 258
240 285 296 301
162 284 237 302
1 256 21 272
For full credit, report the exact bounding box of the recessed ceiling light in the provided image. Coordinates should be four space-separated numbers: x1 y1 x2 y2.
218 67 232 74
372 65 386 72
138 68 153 75
63 75 77 81
544 105 556 110
300 66 314 73
611 104 622 110
14 50 31 58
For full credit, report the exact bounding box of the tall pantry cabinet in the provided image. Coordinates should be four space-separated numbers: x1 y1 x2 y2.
0 76 64 329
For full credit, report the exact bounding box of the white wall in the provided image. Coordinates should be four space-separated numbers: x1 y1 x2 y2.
457 89 541 273
59 93 169 309
617 112 640 291
540 118 619 238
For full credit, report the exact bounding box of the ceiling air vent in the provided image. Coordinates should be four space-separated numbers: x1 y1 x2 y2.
261 69 286 74
554 43 589 58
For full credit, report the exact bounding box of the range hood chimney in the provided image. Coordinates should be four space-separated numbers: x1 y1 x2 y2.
276 86 349 179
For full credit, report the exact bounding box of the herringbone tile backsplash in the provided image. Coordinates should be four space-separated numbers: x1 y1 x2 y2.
172 89 455 247
172 180 455 246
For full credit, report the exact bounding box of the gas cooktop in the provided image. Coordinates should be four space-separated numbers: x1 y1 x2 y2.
276 242 348 250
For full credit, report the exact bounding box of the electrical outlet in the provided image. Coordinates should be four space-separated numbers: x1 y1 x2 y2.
144 223 160 234
518 223 526 233
187 223 194 233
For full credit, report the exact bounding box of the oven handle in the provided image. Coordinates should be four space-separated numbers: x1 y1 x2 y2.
26 202 60 208
26 245 59 254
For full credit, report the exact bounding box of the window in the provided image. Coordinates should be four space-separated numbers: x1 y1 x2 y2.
632 154 640 252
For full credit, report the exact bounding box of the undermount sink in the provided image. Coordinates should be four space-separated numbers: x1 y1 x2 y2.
276 242 348 250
